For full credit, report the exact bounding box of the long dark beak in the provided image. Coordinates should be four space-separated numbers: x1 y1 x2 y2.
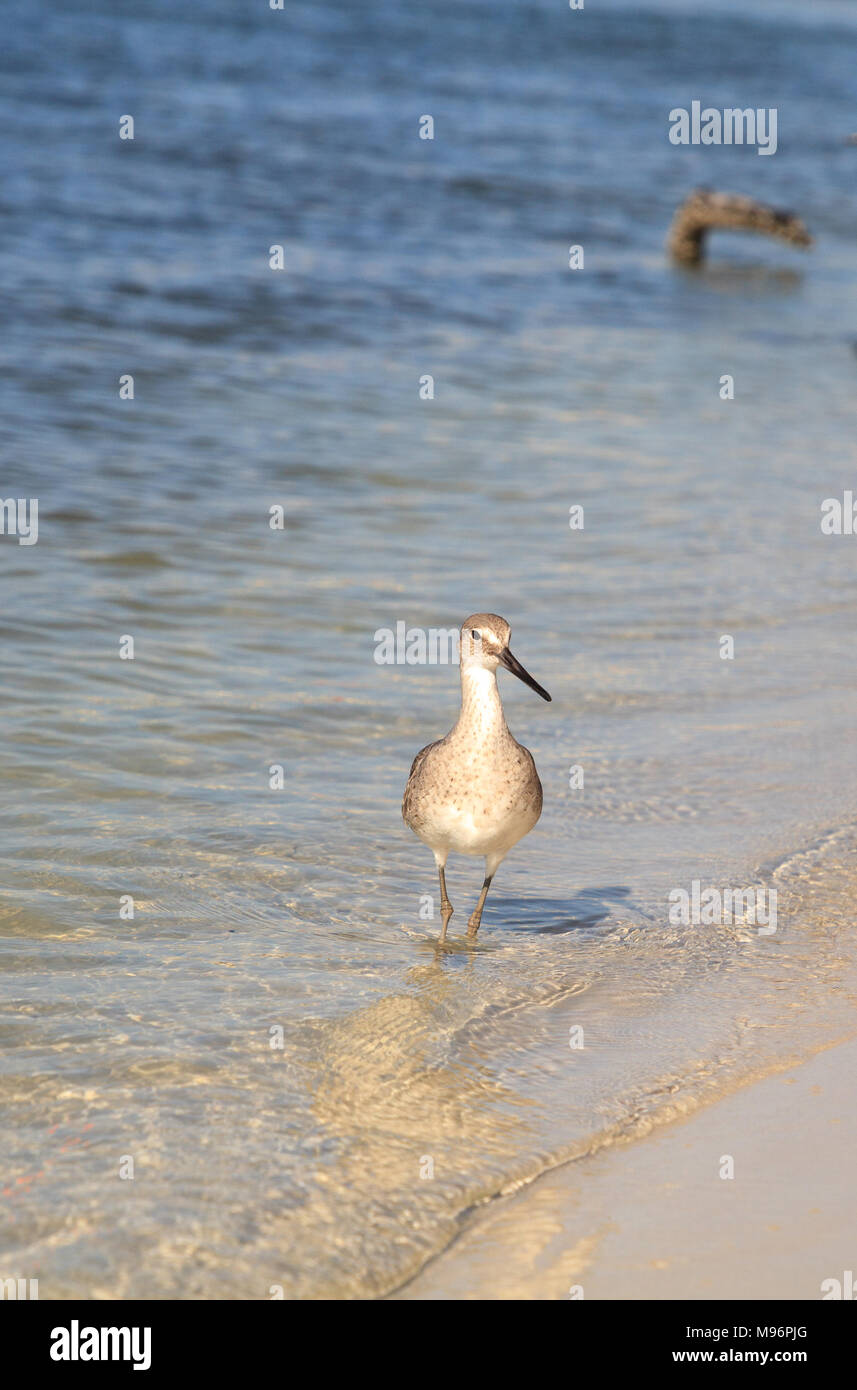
499 647 552 702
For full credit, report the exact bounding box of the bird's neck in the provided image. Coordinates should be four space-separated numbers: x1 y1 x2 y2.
455 664 508 738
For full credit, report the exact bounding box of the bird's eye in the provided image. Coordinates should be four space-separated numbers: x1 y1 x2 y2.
471 629 480 640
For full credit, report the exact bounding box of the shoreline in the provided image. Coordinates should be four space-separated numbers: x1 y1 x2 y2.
392 1033 857 1300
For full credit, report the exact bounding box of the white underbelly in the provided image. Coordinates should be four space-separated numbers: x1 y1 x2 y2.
419 798 540 859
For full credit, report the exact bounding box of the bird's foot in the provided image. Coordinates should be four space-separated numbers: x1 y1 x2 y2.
439 903 454 941
466 913 482 938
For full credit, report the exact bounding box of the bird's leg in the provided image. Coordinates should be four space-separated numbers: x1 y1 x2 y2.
466 875 494 938
438 865 454 941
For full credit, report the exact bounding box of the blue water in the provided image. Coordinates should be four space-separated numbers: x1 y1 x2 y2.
2 0 857 1297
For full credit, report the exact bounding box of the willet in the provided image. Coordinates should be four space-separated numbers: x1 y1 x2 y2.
402 614 551 940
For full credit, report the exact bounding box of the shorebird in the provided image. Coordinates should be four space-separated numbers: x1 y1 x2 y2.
667 188 812 265
402 614 551 940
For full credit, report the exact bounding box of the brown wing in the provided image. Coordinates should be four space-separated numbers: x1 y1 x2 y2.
401 740 441 826
519 744 543 817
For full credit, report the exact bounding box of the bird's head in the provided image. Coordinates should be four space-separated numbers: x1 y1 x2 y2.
460 613 551 701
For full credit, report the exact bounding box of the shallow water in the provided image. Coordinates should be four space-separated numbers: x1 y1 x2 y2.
2 0 857 1297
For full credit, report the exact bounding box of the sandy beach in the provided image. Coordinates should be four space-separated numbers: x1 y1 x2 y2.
394 1034 857 1300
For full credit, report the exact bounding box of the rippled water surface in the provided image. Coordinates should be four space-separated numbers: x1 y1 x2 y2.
2 0 857 1297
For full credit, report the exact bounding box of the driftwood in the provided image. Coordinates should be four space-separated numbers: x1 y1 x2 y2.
668 189 812 265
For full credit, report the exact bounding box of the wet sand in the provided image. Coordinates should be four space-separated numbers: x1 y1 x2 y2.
393 1034 857 1300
